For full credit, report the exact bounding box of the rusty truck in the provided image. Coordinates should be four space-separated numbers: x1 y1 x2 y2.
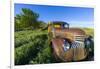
48 21 94 62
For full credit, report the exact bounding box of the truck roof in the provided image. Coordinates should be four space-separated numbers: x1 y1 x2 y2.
51 21 69 25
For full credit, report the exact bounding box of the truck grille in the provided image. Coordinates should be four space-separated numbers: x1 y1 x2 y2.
71 41 84 48
74 35 85 42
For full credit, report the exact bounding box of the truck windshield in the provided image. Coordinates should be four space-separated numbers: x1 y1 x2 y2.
63 24 69 28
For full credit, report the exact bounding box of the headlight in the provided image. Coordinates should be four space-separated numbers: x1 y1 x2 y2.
86 40 90 46
85 38 94 52
63 39 70 51
85 38 91 46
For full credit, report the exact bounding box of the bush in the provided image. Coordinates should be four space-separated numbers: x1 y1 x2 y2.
15 31 49 65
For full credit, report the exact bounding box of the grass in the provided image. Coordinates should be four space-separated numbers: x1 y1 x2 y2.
82 28 94 37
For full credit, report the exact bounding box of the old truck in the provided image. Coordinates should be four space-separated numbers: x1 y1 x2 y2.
48 21 93 62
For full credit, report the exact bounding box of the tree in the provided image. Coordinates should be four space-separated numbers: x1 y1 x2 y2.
15 8 40 31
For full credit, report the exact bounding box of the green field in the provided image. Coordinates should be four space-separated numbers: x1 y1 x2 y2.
15 28 94 65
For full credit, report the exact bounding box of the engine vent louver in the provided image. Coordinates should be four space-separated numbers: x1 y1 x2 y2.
74 35 85 42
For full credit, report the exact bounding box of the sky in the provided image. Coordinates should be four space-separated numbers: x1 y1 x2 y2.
14 3 94 28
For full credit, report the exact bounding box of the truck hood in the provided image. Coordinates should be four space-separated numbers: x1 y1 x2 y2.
54 28 85 35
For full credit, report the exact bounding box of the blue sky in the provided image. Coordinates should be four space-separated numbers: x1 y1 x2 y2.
14 3 94 28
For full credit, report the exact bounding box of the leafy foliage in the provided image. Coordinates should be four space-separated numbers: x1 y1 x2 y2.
15 30 56 65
